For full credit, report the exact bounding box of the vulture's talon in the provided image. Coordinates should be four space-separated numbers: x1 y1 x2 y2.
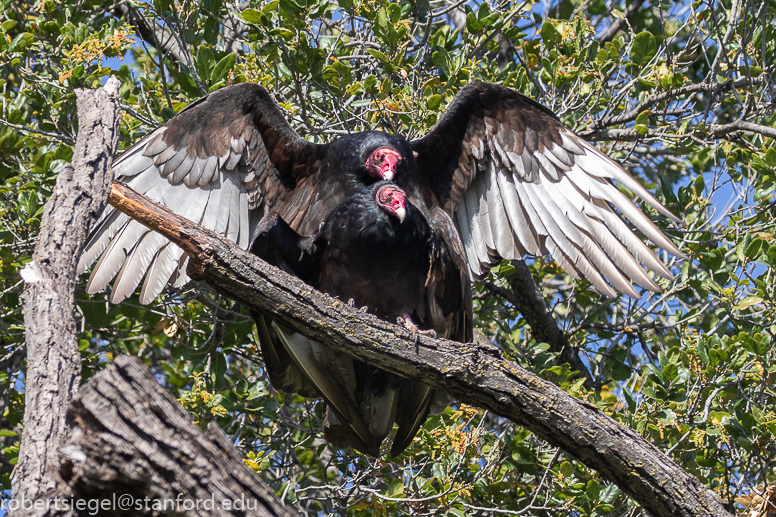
348 298 355 307
360 306 369 313
398 316 434 340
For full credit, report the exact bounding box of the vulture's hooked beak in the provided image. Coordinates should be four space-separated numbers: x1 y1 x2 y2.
376 184 407 223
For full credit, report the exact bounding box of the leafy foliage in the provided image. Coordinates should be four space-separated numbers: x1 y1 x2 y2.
2 0 776 514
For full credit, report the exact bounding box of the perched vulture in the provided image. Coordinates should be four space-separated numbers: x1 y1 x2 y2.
78 81 686 453
251 181 471 455
79 81 685 305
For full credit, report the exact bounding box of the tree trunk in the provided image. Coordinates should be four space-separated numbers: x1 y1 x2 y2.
108 181 733 517
12 81 295 517
13 79 122 510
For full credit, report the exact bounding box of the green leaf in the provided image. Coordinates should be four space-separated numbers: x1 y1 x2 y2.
211 53 236 81
426 94 442 111
600 484 621 504
466 12 482 34
733 296 763 311
9 33 34 53
540 21 559 49
366 48 390 64
153 0 171 13
498 260 515 277
623 388 636 412
195 45 215 84
586 479 600 500
765 147 776 167
744 237 766 260
268 27 295 39
634 110 651 126
697 338 710 365
262 0 279 14
375 7 389 35
558 461 573 478
747 65 763 77
694 174 705 194
385 479 405 497
631 31 657 70
477 2 491 20
278 0 304 17
210 352 227 387
663 362 678 381
767 244 776 266
0 430 17 437
240 8 263 23
432 48 454 79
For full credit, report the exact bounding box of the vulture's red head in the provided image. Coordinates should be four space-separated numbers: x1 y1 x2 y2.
376 184 406 223
366 146 402 181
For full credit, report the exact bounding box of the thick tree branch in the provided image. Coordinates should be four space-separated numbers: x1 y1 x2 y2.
582 120 776 143
58 355 298 517
13 79 121 510
108 181 732 517
709 118 776 139
12 79 297 517
585 74 772 130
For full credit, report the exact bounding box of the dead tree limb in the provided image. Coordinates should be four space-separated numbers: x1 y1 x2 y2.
13 78 122 510
108 181 732 517
12 79 295 517
58 355 297 517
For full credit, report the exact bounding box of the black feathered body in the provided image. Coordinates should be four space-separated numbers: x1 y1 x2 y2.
251 182 471 456
80 79 684 453
318 186 431 328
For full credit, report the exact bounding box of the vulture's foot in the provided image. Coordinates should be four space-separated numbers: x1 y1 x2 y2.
397 316 436 344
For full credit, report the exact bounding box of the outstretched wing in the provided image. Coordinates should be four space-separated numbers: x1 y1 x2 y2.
411 82 686 298
78 82 327 304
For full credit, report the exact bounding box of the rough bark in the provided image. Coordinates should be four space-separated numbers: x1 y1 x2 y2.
12 79 295 517
53 355 297 517
13 78 122 511
108 181 733 517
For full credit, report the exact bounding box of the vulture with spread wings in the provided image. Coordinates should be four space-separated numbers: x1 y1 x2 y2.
79 81 684 304
78 81 685 454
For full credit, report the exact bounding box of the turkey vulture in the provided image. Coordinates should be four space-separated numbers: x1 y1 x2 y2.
250 181 471 455
78 81 685 452
78 81 685 305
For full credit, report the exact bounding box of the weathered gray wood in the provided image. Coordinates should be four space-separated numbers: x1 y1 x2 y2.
109 181 733 517
58 355 297 517
13 78 122 513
